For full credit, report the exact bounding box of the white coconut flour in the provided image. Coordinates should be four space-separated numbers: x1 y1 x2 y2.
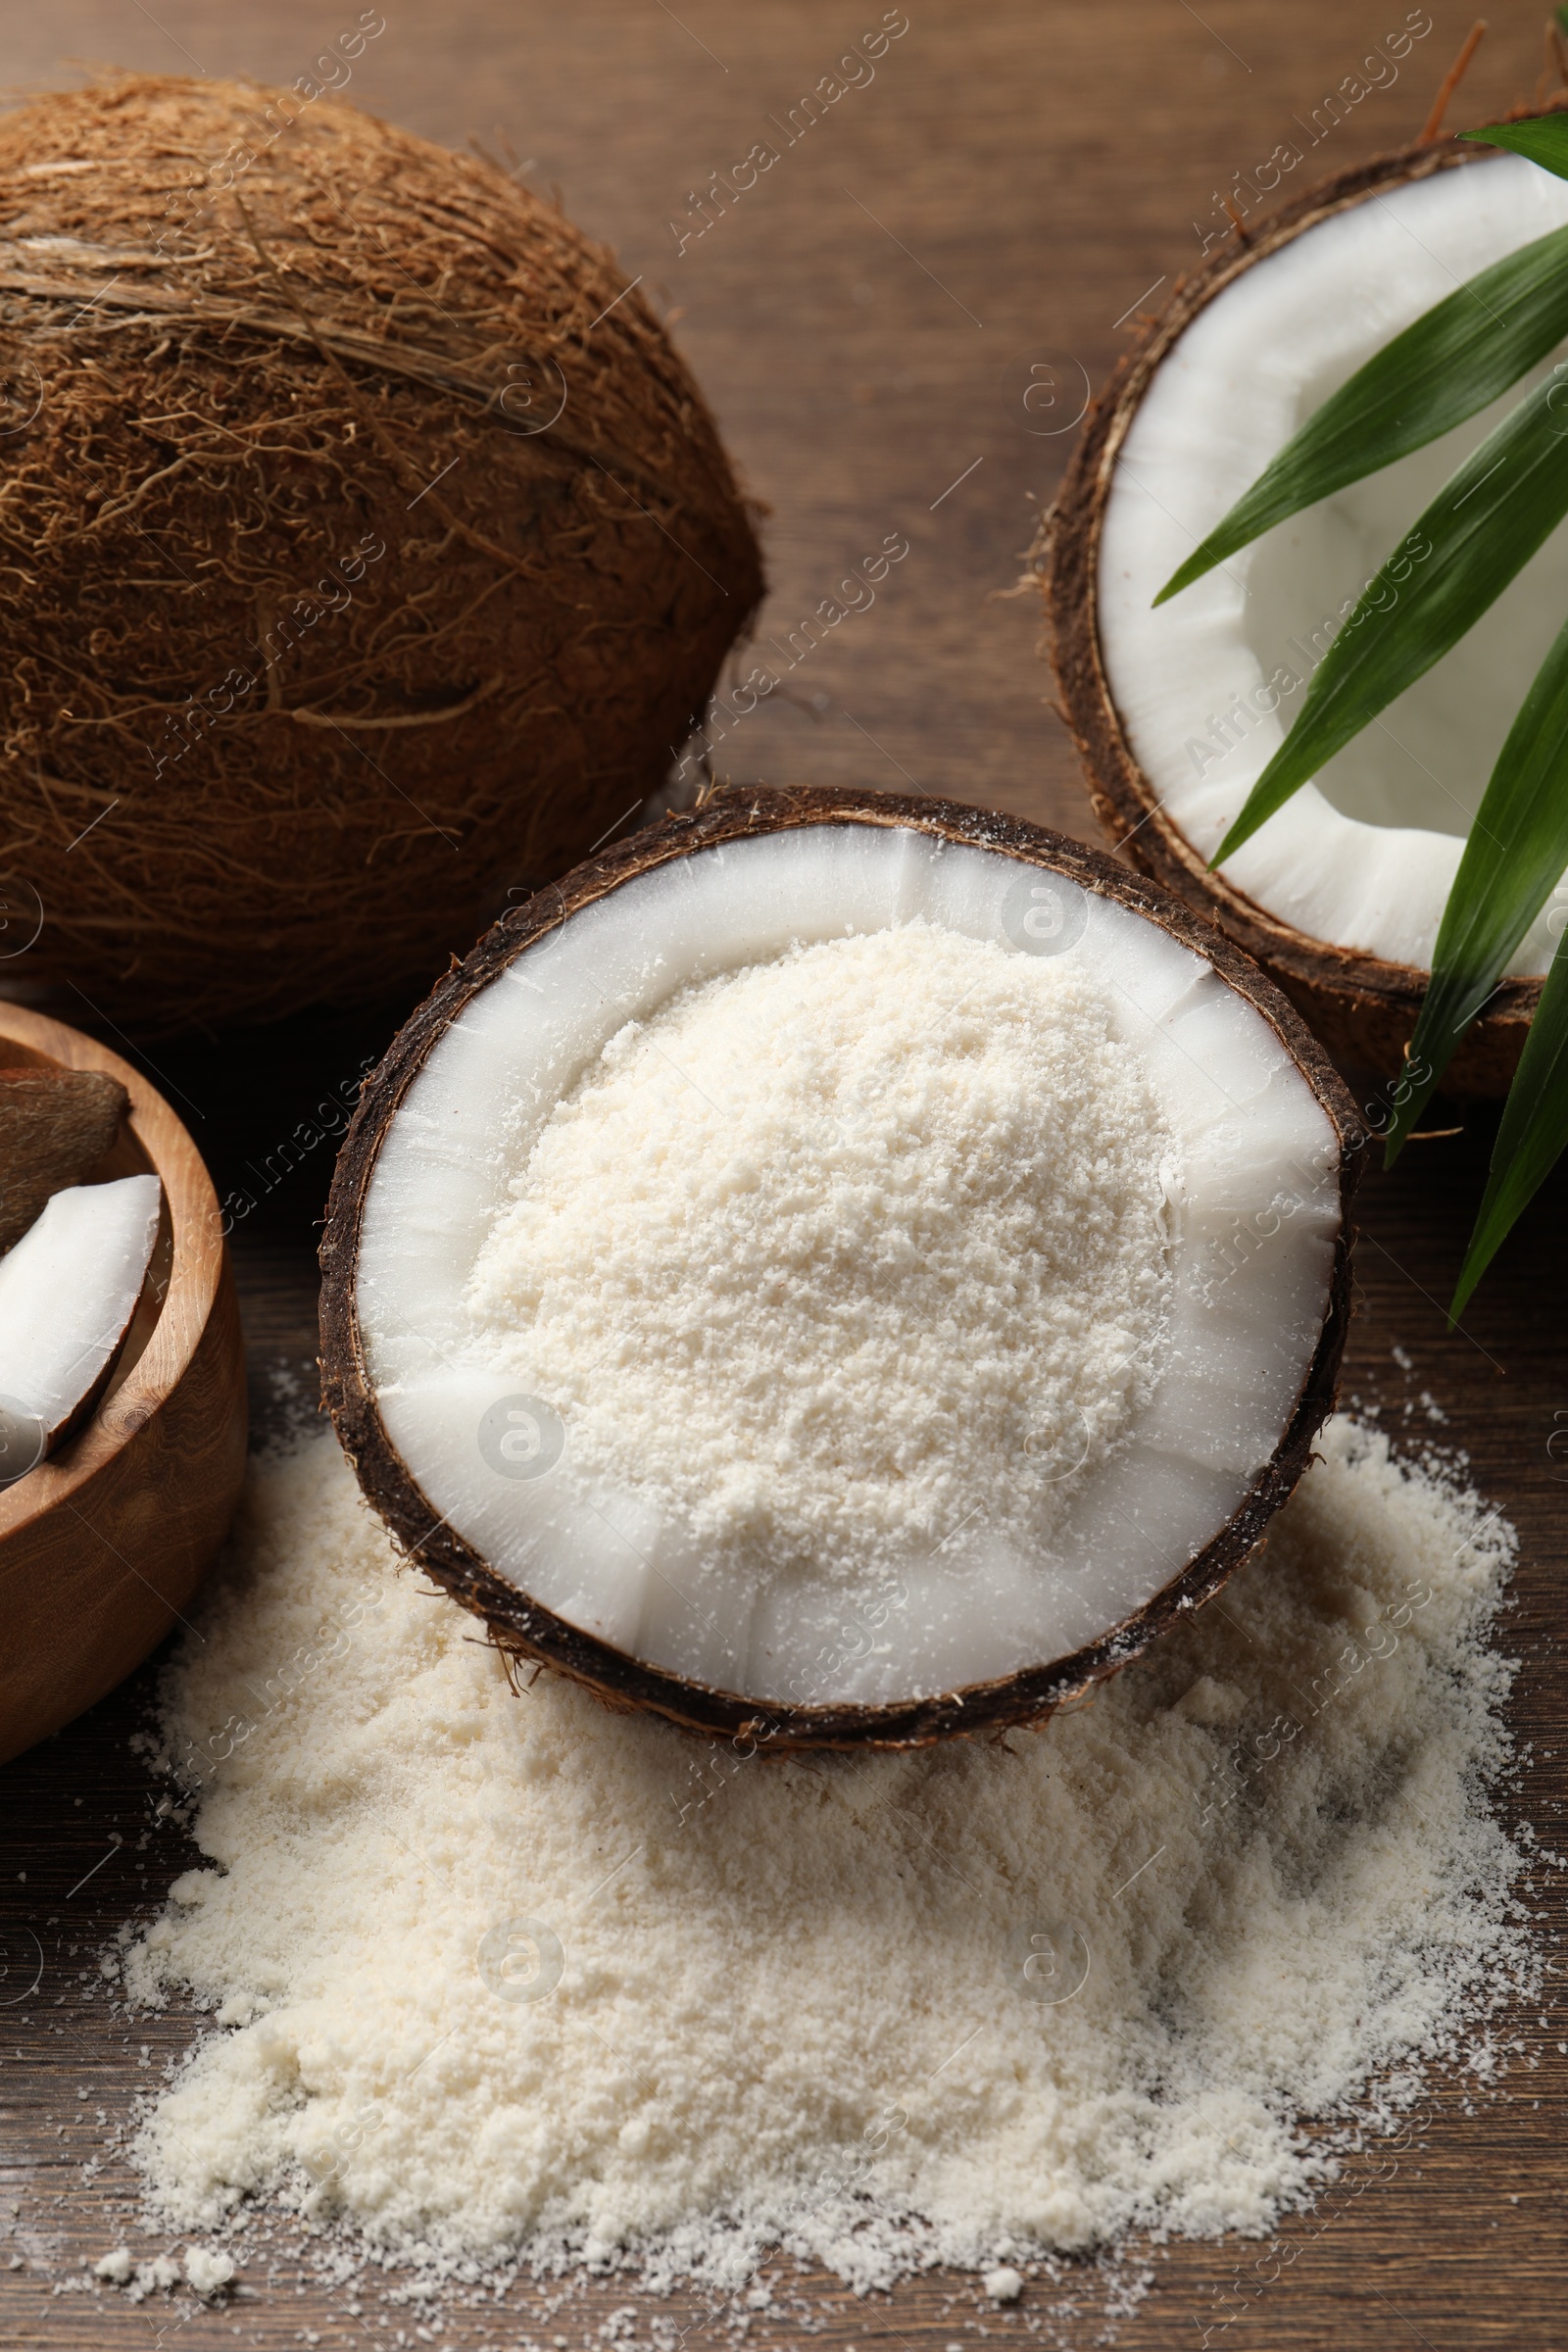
124 1415 1535 2290
466 922 1174 1586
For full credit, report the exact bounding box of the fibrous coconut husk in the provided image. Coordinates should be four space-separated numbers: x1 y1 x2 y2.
1043 127 1541 1098
0 1064 126 1250
0 75 763 1033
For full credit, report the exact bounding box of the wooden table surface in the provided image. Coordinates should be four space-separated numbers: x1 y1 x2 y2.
3 3 1567 2344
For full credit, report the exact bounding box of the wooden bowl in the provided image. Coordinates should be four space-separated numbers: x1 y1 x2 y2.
0 1003 247 1765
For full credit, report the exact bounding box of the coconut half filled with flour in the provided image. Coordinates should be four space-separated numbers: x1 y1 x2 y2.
321 789 1357 1746
1050 132 1568 1088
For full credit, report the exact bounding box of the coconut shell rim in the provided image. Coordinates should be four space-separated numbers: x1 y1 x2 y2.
319 785 1360 1752
1044 124 1550 1063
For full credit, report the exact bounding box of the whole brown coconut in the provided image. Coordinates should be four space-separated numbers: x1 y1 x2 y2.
1044 128 1533 1097
0 75 762 1032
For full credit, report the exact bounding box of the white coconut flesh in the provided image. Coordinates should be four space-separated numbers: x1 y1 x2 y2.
356 827 1340 1707
1100 152 1568 975
0 1172 161 1476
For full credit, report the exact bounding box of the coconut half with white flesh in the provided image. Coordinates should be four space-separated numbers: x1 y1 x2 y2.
320 788 1357 1748
0 1173 163 1482
1049 132 1564 1092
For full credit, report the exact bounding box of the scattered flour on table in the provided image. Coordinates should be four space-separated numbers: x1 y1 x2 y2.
124 1419 1535 2289
92 2244 233 2301
465 922 1175 1582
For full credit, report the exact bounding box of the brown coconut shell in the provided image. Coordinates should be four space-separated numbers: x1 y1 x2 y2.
0 74 763 1034
0 1063 127 1251
1045 127 1538 1097
319 785 1361 1752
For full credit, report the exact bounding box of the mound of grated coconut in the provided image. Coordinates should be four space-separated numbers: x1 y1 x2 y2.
465 921 1174 1584
123 1416 1535 2290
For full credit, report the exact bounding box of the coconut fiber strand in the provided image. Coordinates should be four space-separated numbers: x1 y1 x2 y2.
0 76 762 1030
122 1419 1535 2290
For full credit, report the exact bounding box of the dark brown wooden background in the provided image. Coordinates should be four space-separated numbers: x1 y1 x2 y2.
3 4 1567 2346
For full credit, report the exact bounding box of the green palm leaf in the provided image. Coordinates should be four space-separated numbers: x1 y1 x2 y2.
1463 116 1568 178
1149 110 1568 1305
1383 611 1568 1161
1155 220 1568 606
1450 923 1568 1317
1436 133 1568 1306
1210 370 1568 867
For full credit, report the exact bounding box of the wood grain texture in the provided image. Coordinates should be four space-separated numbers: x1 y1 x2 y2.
0 5 1565 2349
0 1004 248 1765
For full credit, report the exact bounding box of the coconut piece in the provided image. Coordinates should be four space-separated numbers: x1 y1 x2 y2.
1047 131 1556 1092
320 788 1358 1750
0 75 762 1035
0 1065 127 1253
0 1174 162 1482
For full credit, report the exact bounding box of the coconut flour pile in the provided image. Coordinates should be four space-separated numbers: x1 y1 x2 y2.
466 924 1174 1582
123 1417 1533 2289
